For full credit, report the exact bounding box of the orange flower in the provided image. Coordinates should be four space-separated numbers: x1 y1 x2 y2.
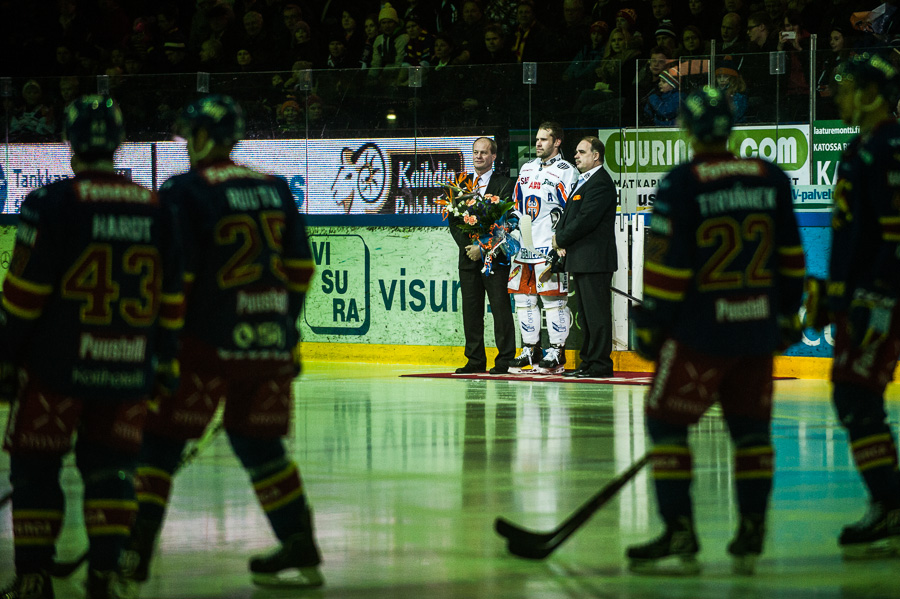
464 214 478 225
486 194 500 204
466 198 476 206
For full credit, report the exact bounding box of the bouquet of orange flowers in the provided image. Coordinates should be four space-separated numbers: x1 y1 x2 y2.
437 178 519 276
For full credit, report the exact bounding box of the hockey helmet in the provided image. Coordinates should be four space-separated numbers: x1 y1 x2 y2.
834 52 900 100
679 86 733 143
63 95 125 157
175 95 245 146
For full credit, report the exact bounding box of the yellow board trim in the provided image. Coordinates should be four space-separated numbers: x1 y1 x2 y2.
298 344 900 382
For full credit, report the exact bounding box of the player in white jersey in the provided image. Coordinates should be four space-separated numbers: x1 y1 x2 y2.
508 122 578 374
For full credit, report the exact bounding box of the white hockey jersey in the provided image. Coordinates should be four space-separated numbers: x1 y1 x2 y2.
513 154 578 263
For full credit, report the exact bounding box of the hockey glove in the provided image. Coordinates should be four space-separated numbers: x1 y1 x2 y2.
848 288 896 348
630 304 664 362
776 312 803 353
154 359 181 398
0 362 18 404
802 277 832 331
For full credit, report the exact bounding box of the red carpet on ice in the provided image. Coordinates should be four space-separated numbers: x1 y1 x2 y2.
400 371 796 386
401 371 656 385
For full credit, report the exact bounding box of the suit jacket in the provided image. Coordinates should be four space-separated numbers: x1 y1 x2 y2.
448 171 514 271
554 165 617 274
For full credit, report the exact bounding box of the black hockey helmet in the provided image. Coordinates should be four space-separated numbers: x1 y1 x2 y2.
63 95 125 158
834 52 900 100
175 94 245 146
679 86 733 143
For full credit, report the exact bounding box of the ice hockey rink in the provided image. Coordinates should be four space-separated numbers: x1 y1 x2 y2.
1 362 899 599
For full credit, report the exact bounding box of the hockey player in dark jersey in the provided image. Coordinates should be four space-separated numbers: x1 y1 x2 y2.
122 95 321 589
626 87 806 575
0 96 185 599
804 52 900 559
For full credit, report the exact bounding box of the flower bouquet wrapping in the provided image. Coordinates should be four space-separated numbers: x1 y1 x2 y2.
437 178 521 276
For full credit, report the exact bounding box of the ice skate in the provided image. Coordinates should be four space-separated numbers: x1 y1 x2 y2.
727 514 765 575
838 502 900 559
0 571 54 599
536 344 565 374
627 517 701 575
120 518 159 584
508 344 541 373
86 570 131 599
250 531 324 588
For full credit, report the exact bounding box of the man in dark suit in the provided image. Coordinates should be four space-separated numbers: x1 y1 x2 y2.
450 137 516 374
552 135 618 377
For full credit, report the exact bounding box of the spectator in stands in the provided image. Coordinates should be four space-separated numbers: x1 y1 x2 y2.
128 17 155 62
764 0 786 27
633 45 674 124
367 3 409 87
511 0 557 62
9 80 55 141
655 21 679 56
199 38 227 71
404 12 436 67
450 1 485 65
360 14 378 68
643 66 680 125
94 0 132 52
484 0 519 35
281 4 308 49
234 48 259 71
57 75 81 110
595 26 641 95
559 0 593 61
616 9 644 51
471 23 517 64
816 25 855 120
291 20 323 69
684 0 718 41
719 12 746 54
340 9 366 63
563 21 609 87
156 4 182 41
776 9 810 122
591 0 619 26
746 11 777 52
681 25 709 56
715 57 748 122
159 34 196 73
238 11 277 70
574 26 641 116
723 0 749 22
51 43 78 76
650 0 679 34
277 98 304 136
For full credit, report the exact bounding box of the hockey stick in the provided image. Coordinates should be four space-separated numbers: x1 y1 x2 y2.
50 413 226 578
495 453 650 559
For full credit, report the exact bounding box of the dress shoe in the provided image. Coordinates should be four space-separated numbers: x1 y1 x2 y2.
562 367 589 378
455 364 486 374
571 368 614 379
489 365 508 375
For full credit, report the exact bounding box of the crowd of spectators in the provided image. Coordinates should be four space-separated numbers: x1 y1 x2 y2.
0 0 896 139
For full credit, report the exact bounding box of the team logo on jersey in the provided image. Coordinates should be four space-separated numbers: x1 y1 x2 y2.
524 196 540 220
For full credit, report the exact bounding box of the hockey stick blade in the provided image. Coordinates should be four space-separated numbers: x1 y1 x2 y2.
496 454 650 559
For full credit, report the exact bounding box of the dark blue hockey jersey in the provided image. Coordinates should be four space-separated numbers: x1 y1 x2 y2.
642 152 806 356
159 159 314 375
0 171 185 400
828 119 900 312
